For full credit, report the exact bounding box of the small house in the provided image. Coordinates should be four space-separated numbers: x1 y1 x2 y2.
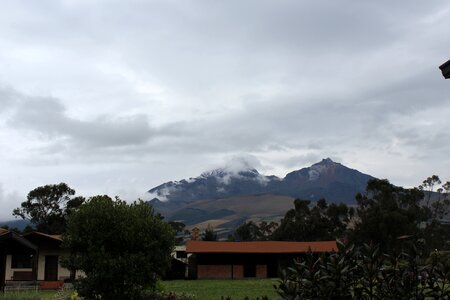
0 229 80 290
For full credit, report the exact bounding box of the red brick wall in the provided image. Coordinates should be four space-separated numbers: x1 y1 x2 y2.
197 265 232 279
232 265 243 279
256 265 267 278
196 264 268 279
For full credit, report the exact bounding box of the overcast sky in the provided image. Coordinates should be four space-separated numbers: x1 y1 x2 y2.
1 0 450 220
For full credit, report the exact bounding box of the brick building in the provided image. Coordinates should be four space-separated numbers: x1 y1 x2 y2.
186 240 337 279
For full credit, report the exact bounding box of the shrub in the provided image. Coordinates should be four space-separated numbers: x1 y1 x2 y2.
141 290 196 300
63 196 175 299
275 240 450 300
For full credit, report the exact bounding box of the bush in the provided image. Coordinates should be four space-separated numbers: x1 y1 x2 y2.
63 196 175 299
221 297 269 300
276 240 450 300
141 290 197 300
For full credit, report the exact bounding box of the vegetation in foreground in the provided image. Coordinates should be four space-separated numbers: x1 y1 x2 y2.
62 196 175 299
277 241 450 300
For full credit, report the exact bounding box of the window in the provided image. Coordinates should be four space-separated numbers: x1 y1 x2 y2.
176 251 187 259
11 254 33 269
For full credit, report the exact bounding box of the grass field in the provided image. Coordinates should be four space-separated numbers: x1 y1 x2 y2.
163 279 279 300
0 290 56 300
0 279 279 300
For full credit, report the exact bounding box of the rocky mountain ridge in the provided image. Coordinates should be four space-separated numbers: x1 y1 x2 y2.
148 158 374 206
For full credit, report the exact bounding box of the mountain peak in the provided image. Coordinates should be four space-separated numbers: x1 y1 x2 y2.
317 157 335 164
201 166 259 178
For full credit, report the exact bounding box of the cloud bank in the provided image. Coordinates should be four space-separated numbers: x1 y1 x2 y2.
0 1 450 219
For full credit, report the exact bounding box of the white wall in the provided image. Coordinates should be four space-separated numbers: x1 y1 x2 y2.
4 255 32 281
5 251 76 281
37 250 72 281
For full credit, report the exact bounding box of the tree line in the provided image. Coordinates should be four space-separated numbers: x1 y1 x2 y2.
233 176 450 254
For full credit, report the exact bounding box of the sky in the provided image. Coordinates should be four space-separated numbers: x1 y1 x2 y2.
1 0 450 220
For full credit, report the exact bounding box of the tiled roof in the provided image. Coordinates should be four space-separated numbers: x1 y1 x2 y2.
186 240 337 253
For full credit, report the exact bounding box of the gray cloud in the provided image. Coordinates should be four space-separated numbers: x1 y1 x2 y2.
0 1 450 218
7 92 156 148
0 183 22 220
0 85 20 114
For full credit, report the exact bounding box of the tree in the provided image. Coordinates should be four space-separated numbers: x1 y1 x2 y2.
235 221 261 241
353 179 427 252
271 198 351 241
234 220 278 241
353 178 450 253
168 221 187 244
419 176 450 251
420 175 441 207
419 175 450 221
62 195 175 299
201 224 217 241
13 183 84 234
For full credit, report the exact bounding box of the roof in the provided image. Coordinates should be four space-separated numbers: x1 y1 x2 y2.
186 240 337 254
440 59 450 79
174 245 186 251
23 231 63 242
0 231 38 251
0 228 9 235
440 59 450 69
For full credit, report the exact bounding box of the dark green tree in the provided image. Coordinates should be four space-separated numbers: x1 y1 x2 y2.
235 220 279 241
271 198 350 241
201 224 217 241
62 195 175 299
421 175 441 205
354 178 450 253
168 221 186 244
13 183 84 234
235 221 261 241
353 179 426 252
419 176 450 251
419 175 450 221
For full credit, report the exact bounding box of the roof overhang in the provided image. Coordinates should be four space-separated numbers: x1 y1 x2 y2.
439 59 450 79
0 231 38 253
22 232 63 249
22 232 63 242
186 240 337 254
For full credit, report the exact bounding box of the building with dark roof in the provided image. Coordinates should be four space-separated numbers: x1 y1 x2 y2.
186 240 337 279
0 230 81 290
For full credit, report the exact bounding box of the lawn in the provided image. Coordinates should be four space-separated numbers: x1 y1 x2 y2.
0 279 279 300
0 290 57 300
163 279 279 300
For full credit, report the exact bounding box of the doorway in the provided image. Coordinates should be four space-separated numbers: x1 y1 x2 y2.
243 264 256 277
44 255 58 281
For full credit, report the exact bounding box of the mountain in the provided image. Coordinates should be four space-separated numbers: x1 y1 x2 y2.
148 167 275 203
147 158 375 230
0 219 31 230
148 158 373 205
279 158 373 203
